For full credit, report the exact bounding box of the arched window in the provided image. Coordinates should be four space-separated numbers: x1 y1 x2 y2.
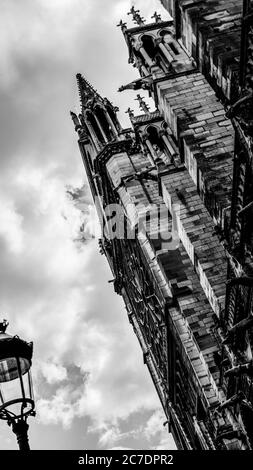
147 126 164 151
85 110 105 144
105 105 121 133
86 150 93 171
159 29 171 40
142 33 171 71
94 105 114 141
141 34 156 61
146 125 172 166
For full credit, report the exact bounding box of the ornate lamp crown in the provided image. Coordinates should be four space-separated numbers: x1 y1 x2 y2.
0 319 8 334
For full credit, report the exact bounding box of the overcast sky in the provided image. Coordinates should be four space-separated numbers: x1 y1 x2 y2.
0 0 176 450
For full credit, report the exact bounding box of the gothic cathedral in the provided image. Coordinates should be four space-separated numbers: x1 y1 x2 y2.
71 1 253 450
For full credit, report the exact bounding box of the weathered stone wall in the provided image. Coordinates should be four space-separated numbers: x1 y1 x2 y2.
73 1 253 449
105 141 222 411
161 168 227 317
161 0 243 101
157 70 234 231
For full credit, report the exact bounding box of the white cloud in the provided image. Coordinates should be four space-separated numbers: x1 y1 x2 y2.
40 362 67 385
37 388 79 429
145 410 177 450
0 0 92 88
145 409 166 440
0 198 24 254
98 426 122 448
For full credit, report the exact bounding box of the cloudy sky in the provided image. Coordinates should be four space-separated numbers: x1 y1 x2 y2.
0 0 176 450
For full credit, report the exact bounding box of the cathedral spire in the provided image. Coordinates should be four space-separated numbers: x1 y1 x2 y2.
76 73 103 112
75 74 122 146
127 6 146 26
135 94 150 113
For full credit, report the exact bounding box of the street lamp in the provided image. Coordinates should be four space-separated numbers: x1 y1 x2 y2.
0 319 35 450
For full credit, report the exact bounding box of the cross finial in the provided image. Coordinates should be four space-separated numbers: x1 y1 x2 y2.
125 107 135 119
117 19 127 31
151 11 162 23
127 6 146 26
135 94 150 113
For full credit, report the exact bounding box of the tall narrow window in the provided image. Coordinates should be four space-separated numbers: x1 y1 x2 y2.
86 110 105 144
141 34 156 61
94 105 114 141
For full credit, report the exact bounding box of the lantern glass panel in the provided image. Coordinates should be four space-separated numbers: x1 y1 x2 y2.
0 357 30 382
0 357 33 418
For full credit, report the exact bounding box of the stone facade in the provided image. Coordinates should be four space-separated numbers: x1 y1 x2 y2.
71 0 253 450
161 0 243 100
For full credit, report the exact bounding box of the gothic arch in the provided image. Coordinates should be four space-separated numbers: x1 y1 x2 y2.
141 33 170 71
85 109 105 144
105 105 121 133
159 29 171 38
86 149 93 170
140 34 156 61
94 104 114 141
146 125 165 152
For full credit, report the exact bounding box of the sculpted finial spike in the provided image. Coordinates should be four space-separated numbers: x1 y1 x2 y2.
70 111 82 132
151 11 162 23
117 19 128 32
75 73 103 111
125 107 135 119
127 6 146 26
135 94 150 113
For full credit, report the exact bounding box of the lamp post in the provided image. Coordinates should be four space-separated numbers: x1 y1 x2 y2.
0 319 35 450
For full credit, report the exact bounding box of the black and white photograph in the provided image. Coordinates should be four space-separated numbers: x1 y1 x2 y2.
0 0 252 459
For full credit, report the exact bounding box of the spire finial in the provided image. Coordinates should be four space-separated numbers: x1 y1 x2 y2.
151 11 162 23
127 6 146 26
76 73 102 112
0 319 9 334
117 19 128 32
135 94 150 113
70 111 82 133
125 107 135 119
